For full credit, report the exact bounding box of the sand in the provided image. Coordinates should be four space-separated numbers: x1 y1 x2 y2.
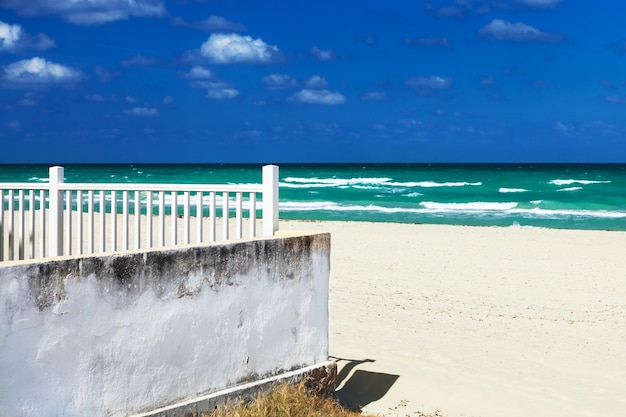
280 220 626 417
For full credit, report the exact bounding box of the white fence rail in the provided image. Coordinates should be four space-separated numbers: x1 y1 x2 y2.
0 165 279 262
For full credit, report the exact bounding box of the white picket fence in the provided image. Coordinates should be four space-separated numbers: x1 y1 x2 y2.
0 165 279 262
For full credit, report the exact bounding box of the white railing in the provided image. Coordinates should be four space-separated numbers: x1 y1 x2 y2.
0 165 279 262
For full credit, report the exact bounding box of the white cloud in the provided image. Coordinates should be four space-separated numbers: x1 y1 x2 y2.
201 15 245 32
18 92 37 106
289 89 346 105
184 66 214 79
555 120 574 135
481 75 497 87
189 81 224 89
120 54 156 66
0 21 55 52
311 46 336 61
0 21 22 51
184 70 240 99
3 57 81 83
427 0 562 16
303 75 328 89
32 34 55 50
262 73 296 90
361 92 387 101
163 96 174 104
189 80 239 99
0 0 166 25
85 94 106 102
19 97 36 106
604 95 626 105
125 96 137 103
425 2 469 18
200 33 279 64
519 0 563 7
206 88 239 99
478 19 563 42
95 66 117 83
407 76 453 89
173 15 246 32
126 107 158 116
404 37 451 48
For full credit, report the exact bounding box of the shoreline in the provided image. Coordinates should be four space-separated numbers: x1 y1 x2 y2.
282 217 626 232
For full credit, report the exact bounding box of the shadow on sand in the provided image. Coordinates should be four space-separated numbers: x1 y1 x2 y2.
332 356 400 412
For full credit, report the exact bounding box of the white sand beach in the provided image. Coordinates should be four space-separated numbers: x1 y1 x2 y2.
281 220 626 417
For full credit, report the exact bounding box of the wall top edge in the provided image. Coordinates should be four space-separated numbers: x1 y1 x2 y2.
0 232 330 268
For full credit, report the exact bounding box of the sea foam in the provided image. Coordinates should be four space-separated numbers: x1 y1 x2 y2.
499 187 528 193
549 179 611 186
420 201 518 210
557 187 583 192
281 177 482 189
387 181 482 188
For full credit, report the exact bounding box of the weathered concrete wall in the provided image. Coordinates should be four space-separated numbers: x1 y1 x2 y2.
0 232 330 417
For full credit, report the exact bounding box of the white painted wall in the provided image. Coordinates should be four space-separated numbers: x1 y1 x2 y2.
0 233 330 417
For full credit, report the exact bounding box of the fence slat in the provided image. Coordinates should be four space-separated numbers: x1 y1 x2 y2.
18 190 24 260
183 191 190 245
39 189 46 259
159 191 165 247
134 191 140 250
147 191 153 248
122 190 129 251
0 190 4 261
88 190 94 254
249 193 257 238
8 189 14 260
77 190 83 255
222 192 229 240
209 191 216 242
111 190 117 252
195 191 203 243
65 190 72 256
171 192 177 246
99 190 105 253
28 190 35 259
235 192 242 239
49 167 64 257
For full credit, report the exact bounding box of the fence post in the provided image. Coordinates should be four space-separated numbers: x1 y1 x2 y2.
49 166 64 257
262 165 279 237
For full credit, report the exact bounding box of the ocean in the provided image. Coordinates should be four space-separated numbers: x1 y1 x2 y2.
1 164 625 231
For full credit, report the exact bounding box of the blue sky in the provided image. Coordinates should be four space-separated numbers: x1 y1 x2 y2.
1 0 626 163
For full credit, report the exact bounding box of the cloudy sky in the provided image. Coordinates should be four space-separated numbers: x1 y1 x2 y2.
1 0 626 163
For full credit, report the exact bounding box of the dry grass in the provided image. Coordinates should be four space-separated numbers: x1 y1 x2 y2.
213 383 375 417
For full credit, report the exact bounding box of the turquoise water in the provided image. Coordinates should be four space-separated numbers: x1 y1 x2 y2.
2 164 626 231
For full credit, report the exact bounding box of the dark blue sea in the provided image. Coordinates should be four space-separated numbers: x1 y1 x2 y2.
1 164 625 231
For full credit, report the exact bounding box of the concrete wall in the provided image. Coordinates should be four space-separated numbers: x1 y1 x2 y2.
0 232 330 417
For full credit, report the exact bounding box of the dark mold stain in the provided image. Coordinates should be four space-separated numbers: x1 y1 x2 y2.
110 256 138 287
79 256 105 278
7 233 329 310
